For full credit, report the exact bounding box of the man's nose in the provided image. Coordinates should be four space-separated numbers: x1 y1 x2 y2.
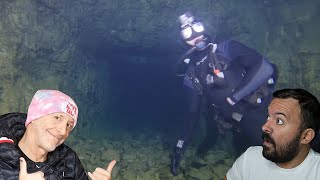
262 119 272 133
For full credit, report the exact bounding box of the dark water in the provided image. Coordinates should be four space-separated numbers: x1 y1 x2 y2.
108 54 184 132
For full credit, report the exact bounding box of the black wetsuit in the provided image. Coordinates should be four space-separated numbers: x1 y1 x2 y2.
171 38 278 175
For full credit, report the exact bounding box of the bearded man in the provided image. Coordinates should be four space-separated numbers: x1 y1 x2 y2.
225 88 320 180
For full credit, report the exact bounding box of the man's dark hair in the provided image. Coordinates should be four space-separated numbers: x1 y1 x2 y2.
273 88 320 135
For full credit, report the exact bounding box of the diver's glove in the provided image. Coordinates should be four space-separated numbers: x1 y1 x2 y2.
170 147 183 176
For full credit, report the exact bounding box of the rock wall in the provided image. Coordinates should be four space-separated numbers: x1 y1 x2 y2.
0 0 110 131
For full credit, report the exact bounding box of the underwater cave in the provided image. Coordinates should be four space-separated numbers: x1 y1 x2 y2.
1 0 320 179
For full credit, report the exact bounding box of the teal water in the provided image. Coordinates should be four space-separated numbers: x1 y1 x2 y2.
0 0 319 179
63 0 320 179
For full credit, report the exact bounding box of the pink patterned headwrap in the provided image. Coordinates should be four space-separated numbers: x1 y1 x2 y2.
25 90 78 128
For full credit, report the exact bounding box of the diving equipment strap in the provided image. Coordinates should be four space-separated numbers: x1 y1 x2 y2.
184 66 203 95
176 47 197 77
208 43 227 77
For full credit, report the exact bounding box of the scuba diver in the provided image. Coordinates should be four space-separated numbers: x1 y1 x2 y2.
170 12 278 176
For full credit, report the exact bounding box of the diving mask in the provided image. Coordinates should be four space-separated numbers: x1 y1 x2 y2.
178 12 205 41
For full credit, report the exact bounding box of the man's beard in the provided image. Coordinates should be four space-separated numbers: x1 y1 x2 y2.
262 131 301 163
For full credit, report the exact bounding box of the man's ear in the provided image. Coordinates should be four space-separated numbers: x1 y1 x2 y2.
301 128 315 144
